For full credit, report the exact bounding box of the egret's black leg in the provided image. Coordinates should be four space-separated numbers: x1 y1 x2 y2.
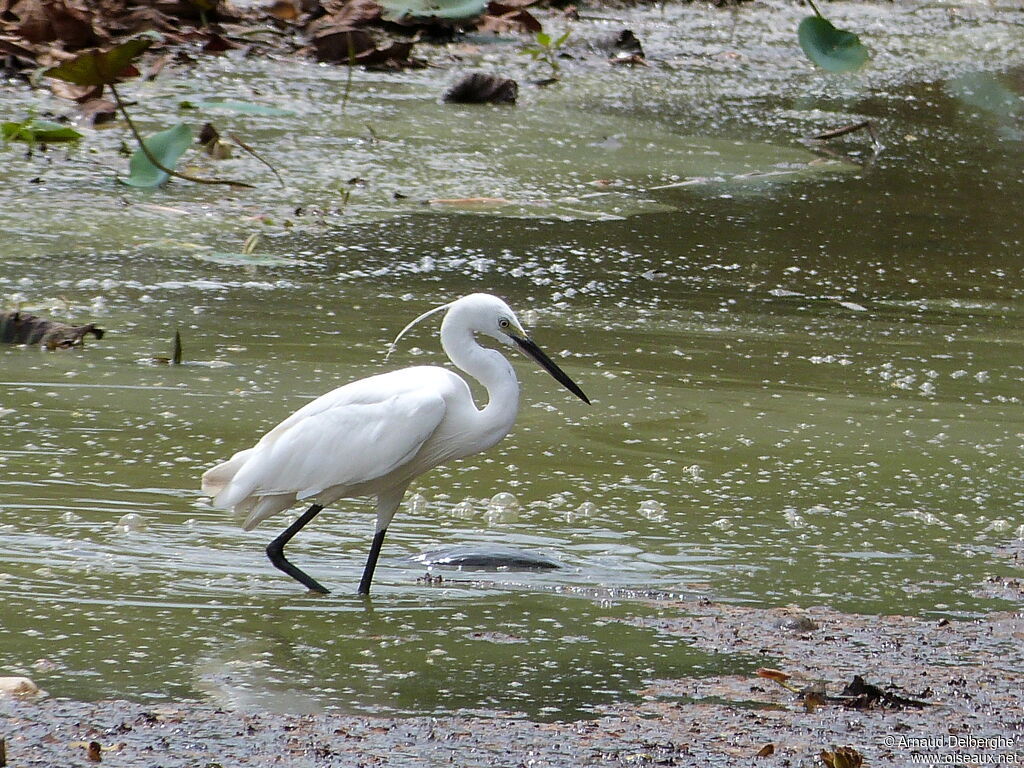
357 528 388 596
266 503 329 594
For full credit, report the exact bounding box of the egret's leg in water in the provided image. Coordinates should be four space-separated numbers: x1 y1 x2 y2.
265 503 329 594
358 528 388 596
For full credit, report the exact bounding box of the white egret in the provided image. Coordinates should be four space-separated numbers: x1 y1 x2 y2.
201 293 589 595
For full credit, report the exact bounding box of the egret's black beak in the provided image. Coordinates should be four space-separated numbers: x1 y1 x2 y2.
511 334 590 404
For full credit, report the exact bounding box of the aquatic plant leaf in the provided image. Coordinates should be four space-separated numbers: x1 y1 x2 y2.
194 252 300 266
2 119 82 143
124 123 194 187
798 16 868 73
380 0 487 21
45 38 152 87
185 99 296 117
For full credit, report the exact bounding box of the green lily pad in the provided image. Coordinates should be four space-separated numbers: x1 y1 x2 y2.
123 123 194 187
798 16 869 73
2 119 82 143
45 38 151 87
380 0 486 21
183 99 296 117
195 252 300 266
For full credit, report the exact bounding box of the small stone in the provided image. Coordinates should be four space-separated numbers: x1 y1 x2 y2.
0 676 40 697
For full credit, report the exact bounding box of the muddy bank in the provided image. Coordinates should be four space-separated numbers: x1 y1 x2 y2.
3 601 1021 766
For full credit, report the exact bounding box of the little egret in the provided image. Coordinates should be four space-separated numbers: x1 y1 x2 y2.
201 293 589 595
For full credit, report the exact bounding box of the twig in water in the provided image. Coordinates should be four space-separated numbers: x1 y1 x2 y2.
341 33 356 115
229 133 285 188
808 119 883 150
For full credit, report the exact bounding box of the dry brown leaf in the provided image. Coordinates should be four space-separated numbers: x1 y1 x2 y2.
76 96 117 125
49 79 102 101
267 0 300 20
755 668 791 683
478 2 540 33
9 0 103 47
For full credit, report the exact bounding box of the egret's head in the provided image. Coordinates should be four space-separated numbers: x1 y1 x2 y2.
388 292 589 404
448 294 589 404
452 293 527 347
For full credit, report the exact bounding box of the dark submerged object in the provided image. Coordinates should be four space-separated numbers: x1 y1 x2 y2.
609 29 644 60
0 311 104 349
443 73 518 104
412 545 561 571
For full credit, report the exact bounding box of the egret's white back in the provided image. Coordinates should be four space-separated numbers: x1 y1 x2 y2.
201 294 527 531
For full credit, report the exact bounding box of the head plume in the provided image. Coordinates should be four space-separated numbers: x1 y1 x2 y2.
385 299 454 361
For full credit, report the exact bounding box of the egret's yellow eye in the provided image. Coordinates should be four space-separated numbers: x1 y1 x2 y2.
498 318 510 329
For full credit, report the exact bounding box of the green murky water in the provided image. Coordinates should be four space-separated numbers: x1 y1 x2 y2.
1 0 1022 720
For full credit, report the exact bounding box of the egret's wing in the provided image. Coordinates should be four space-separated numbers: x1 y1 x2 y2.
221 386 447 505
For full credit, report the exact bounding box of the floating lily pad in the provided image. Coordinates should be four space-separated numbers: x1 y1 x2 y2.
947 72 1023 120
123 123 193 187
798 16 869 73
417 193 675 221
380 0 487 21
183 99 296 117
2 119 82 143
194 252 300 266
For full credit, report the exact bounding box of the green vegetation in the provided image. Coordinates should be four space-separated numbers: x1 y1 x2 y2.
522 29 571 79
44 38 249 188
798 0 870 73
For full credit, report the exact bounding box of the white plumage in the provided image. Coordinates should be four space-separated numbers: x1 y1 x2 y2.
201 293 589 595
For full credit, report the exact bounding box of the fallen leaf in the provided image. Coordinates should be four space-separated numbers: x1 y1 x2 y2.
49 79 102 102
268 0 301 21
308 0 382 30
820 746 864 768
756 668 792 683
479 2 540 33
9 0 103 47
202 31 241 53
0 312 103 348
311 26 373 61
76 97 117 125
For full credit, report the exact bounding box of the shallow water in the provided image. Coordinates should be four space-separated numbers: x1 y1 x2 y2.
1 0 1023 720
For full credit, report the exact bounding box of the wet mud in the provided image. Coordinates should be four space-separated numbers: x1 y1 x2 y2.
3 599 1021 767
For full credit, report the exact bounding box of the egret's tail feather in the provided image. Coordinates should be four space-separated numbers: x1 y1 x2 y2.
200 449 253 501
242 494 297 531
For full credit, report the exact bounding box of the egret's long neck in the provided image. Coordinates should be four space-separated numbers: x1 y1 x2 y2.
441 325 520 445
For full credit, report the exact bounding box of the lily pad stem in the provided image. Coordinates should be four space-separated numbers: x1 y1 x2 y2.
109 83 251 188
804 0 824 18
